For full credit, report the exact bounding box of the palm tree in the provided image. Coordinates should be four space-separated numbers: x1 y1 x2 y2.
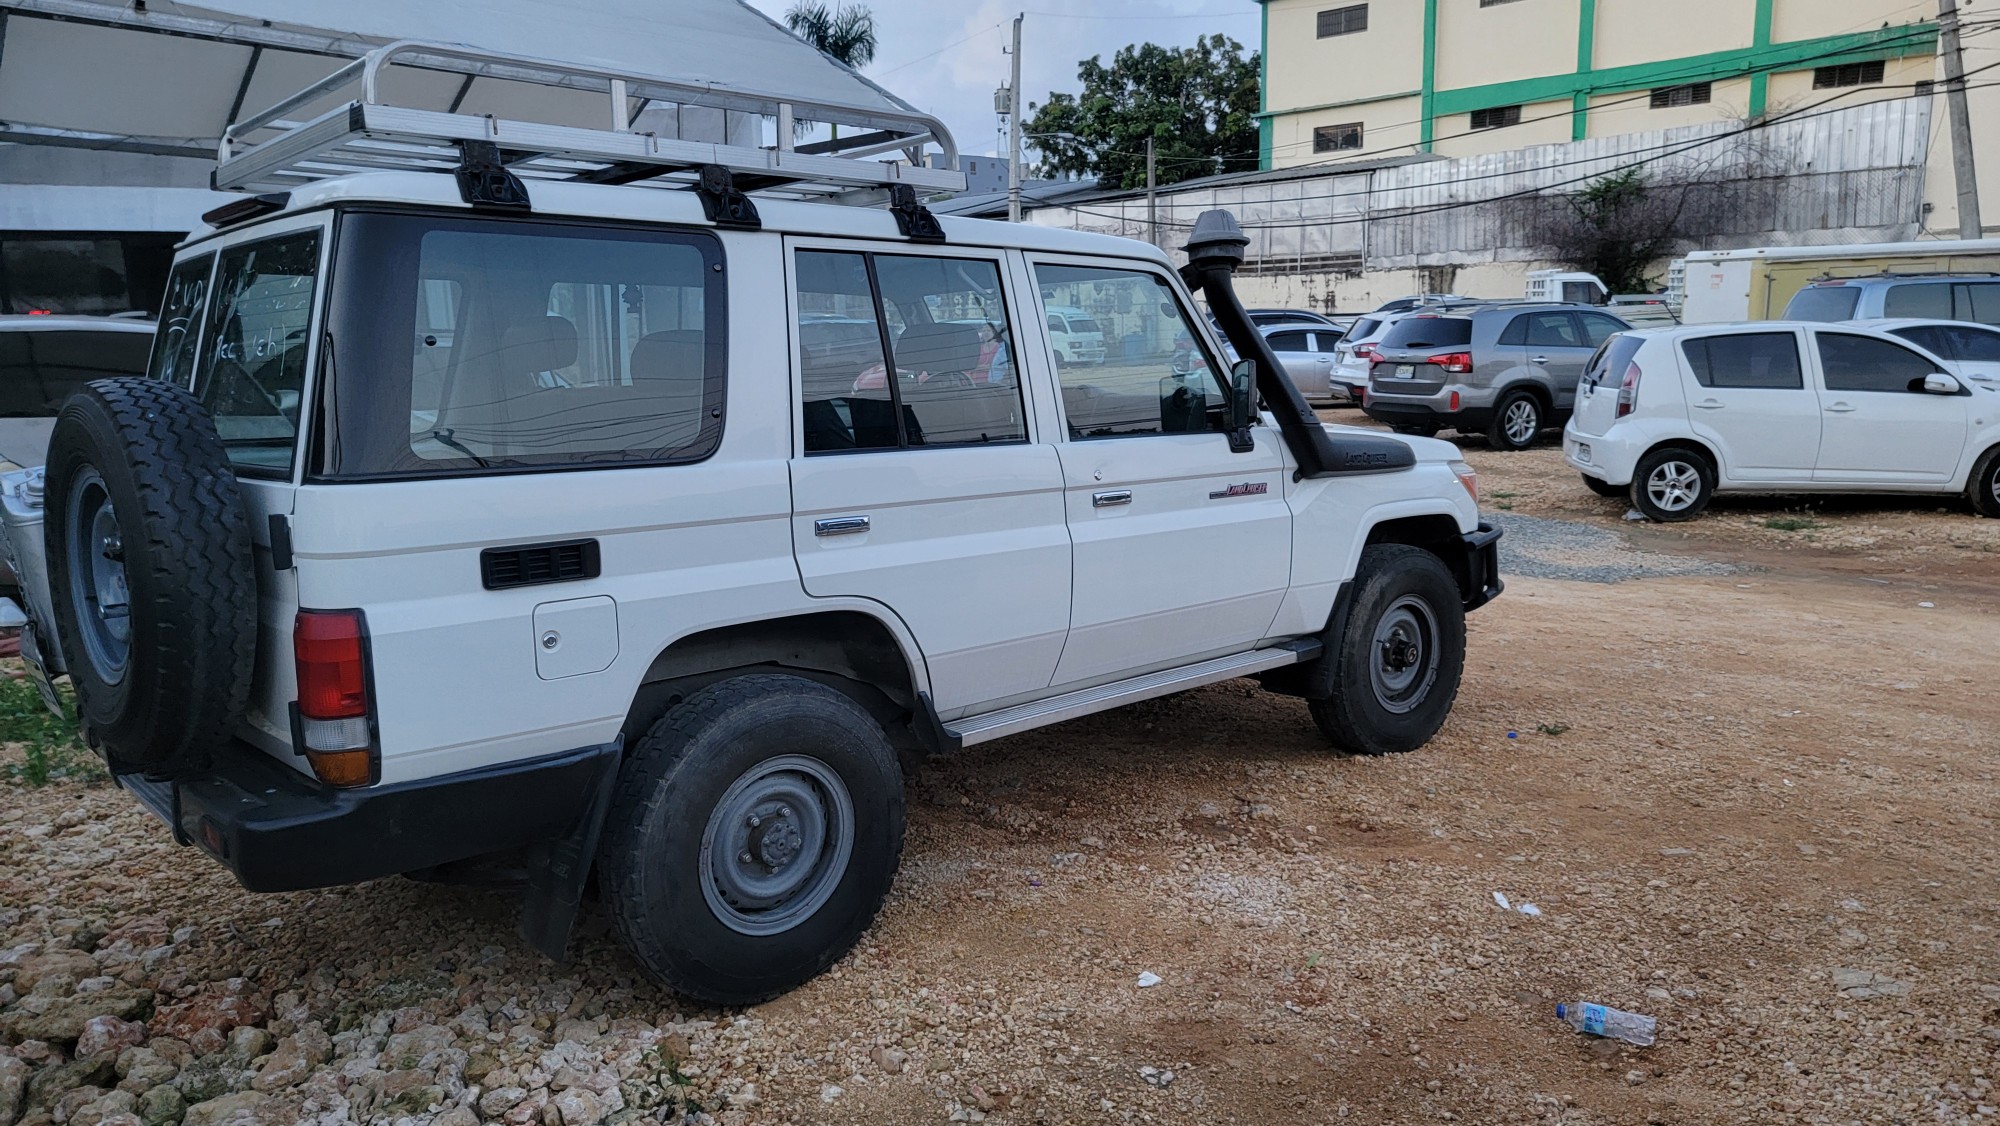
784 2 879 70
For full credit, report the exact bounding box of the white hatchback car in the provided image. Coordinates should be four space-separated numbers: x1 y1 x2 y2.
1564 322 2000 521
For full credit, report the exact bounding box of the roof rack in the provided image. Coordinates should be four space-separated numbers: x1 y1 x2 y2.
215 40 966 204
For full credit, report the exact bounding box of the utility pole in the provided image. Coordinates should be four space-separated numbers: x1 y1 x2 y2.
1940 0 1984 238
1006 13 1024 223
1146 135 1158 247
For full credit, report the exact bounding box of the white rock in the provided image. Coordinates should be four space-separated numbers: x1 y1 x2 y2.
1135 971 1162 989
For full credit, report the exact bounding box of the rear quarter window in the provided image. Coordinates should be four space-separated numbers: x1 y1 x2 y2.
1783 286 1861 321
1380 317 1472 349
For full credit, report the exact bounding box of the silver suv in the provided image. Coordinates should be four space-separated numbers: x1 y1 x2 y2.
1361 303 1632 450
1783 274 2000 327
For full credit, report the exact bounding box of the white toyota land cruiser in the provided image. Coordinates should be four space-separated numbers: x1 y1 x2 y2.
0 43 1500 1004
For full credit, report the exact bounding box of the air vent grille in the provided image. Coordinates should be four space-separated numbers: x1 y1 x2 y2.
480 539 601 590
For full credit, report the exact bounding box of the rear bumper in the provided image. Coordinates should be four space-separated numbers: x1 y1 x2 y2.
124 740 620 893
1562 421 1642 486
1364 400 1494 430
1461 523 1504 613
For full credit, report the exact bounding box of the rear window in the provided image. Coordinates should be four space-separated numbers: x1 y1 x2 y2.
1347 317 1382 341
0 330 154 417
1783 285 1861 321
1584 334 1644 384
1681 332 1804 389
319 213 726 479
1380 317 1473 349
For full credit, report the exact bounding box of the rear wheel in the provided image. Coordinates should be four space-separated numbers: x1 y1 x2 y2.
1630 446 1715 522
1308 544 1465 755
1581 474 1625 498
1486 390 1543 451
1970 447 2000 519
597 674 904 1005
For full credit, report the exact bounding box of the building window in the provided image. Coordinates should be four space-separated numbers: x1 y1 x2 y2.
1815 60 1887 88
1478 0 1528 5
1650 82 1713 109
1469 105 1522 130
1316 4 1368 38
1313 122 1364 153
1913 78 1936 97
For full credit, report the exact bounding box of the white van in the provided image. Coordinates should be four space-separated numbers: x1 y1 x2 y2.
1043 304 1107 365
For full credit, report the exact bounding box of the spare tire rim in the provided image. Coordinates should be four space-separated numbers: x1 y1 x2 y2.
1503 400 1539 445
65 468 131 684
1646 460 1703 512
700 754 854 937
1371 594 1440 715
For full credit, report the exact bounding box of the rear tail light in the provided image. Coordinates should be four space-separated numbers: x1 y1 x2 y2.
1355 344 1379 363
1616 361 1643 419
293 610 375 787
1432 351 1474 375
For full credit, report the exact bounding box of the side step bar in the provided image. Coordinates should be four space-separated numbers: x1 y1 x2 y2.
944 639 1322 748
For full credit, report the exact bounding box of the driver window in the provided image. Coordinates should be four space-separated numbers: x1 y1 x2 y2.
1033 263 1226 439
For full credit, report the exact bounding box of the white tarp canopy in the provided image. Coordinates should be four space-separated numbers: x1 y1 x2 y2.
0 0 928 155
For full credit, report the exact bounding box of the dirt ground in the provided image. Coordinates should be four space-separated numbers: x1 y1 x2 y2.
2 431 1997 1126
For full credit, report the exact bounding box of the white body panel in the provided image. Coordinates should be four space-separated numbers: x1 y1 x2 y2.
1679 258 1754 324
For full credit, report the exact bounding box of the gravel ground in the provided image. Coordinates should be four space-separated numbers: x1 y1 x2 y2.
1 436 1996 1126
1485 512 1739 584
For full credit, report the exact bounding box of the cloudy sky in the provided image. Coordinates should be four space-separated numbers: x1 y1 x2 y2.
742 0 1259 160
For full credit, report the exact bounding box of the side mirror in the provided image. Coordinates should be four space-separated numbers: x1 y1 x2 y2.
1228 359 1256 452
1923 372 1963 395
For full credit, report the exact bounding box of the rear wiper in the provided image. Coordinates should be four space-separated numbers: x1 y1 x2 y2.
428 428 491 468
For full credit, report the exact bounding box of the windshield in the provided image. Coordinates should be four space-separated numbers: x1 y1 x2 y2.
1380 317 1473 349
1068 316 1102 335
1783 285 1861 321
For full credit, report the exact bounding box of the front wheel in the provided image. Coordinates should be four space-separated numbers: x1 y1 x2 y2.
597 674 905 1005
1308 544 1466 755
1969 447 2000 519
1630 446 1715 522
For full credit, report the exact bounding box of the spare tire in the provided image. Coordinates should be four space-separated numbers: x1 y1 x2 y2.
44 378 257 777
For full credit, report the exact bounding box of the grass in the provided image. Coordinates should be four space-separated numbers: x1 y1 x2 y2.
0 673 100 787
1535 722 1570 737
1761 515 1823 532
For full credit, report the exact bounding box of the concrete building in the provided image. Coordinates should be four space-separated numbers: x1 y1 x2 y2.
1255 0 1999 233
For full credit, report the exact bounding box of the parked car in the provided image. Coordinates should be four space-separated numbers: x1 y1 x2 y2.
1563 322 2000 521
1043 304 1106 366
1374 294 1465 314
1783 274 2000 327
1262 323 1346 404
1328 314 1390 400
1246 308 1340 330
1850 318 2000 386
1362 304 1633 449
0 315 155 467
0 44 1501 1008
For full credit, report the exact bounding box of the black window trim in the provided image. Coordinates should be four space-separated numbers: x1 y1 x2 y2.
798 245 1031 457
199 221 330 483
307 206 730 483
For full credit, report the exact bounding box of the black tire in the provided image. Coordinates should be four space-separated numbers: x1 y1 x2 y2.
1308 544 1466 756
1629 445 1715 522
43 379 256 776
1969 446 2000 519
1581 473 1626 499
1486 389 1545 451
1391 423 1441 438
597 674 905 1005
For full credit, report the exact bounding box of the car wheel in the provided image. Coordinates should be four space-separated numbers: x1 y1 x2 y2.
1581 474 1626 499
1391 423 1441 438
1630 446 1715 522
1486 390 1543 451
1970 446 2000 519
1308 544 1465 755
597 673 904 1005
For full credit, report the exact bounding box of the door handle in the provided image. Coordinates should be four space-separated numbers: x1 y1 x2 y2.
1693 399 1724 410
814 515 871 537
1825 402 1857 413
1530 356 1551 364
1092 489 1133 508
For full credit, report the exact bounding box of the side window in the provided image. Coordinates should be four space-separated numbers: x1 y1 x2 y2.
1046 313 1065 335
1496 316 1529 346
1524 312 1583 348
1948 325 2000 362
1034 263 1227 440
1888 325 1953 359
1267 330 1312 353
1579 313 1626 347
796 250 1026 453
1957 282 2000 326
149 254 212 387
1681 332 1804 389
197 231 321 476
1882 282 1953 319
1816 332 1942 393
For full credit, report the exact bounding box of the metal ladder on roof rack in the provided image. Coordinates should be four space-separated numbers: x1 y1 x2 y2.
215 39 967 203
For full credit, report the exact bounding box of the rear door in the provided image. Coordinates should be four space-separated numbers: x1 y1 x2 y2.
1677 329 1818 482
1266 329 1332 399
1809 330 1969 484
787 242 1070 715
1521 311 1594 407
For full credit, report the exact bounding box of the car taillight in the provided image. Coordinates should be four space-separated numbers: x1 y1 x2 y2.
1355 344 1378 362
1616 361 1643 419
294 610 374 787
1432 351 1474 374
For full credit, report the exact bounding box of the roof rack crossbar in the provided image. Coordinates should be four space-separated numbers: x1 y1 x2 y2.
215 39 965 202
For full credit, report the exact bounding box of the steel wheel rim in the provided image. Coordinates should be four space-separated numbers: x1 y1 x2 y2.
1503 400 1538 445
65 468 131 684
1646 460 1703 512
700 754 854 937
1370 595 1440 715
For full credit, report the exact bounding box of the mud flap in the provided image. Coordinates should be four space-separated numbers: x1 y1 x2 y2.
519 737 623 961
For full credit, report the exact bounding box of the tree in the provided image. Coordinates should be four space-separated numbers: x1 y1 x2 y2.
784 2 878 69
1025 35 1259 191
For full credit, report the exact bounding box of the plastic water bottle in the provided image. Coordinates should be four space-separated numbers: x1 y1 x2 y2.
1555 1001 1656 1046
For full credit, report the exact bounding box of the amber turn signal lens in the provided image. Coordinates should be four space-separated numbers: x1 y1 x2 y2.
306 749 373 788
